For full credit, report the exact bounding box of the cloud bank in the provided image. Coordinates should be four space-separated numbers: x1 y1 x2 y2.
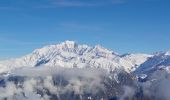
0 67 111 100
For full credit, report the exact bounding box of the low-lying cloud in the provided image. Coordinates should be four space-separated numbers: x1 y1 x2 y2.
0 66 110 100
1 66 170 100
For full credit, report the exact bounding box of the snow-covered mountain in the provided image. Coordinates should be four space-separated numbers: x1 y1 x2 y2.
135 51 170 74
0 41 151 74
1 41 170 100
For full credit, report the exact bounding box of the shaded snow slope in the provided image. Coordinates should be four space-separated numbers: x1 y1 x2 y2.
135 51 170 74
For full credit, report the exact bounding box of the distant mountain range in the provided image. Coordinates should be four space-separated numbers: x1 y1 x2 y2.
0 40 152 73
0 41 170 100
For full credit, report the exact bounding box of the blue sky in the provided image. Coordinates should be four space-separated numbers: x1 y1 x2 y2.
0 0 170 59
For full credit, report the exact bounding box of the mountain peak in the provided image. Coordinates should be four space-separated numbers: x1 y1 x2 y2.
0 41 151 73
94 45 106 51
164 51 170 56
93 45 119 56
61 40 76 45
94 45 107 51
153 51 170 56
60 40 78 48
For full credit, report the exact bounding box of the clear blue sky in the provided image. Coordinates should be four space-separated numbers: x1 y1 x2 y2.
0 0 170 59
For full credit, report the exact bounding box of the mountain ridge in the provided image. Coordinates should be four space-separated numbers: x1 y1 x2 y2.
0 41 152 74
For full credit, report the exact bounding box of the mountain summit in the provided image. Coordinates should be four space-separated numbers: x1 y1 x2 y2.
0 41 151 73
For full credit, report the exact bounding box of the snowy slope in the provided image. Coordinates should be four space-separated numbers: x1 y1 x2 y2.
121 53 153 71
0 41 151 73
135 51 170 74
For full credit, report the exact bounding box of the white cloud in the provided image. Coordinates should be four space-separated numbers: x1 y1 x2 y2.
0 66 109 99
52 1 96 7
36 0 125 8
